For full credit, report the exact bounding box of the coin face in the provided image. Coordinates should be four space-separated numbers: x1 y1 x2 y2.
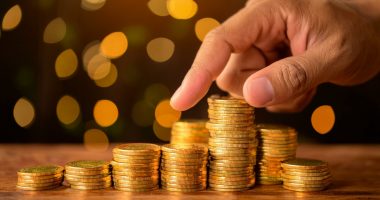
65 160 110 171
281 158 328 169
114 143 161 154
161 144 208 154
18 165 64 176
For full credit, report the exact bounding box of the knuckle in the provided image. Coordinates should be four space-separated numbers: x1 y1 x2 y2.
277 60 308 94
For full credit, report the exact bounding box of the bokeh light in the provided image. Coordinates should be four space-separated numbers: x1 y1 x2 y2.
146 37 175 62
148 0 169 17
82 41 100 71
56 95 80 126
153 120 171 141
87 54 111 80
144 83 170 106
94 63 118 87
81 0 106 11
155 99 181 128
131 100 155 127
93 99 118 127
100 32 128 59
13 97 35 128
195 17 220 41
43 17 66 44
55 49 78 79
167 0 198 20
2 4 22 31
311 105 335 134
83 129 109 152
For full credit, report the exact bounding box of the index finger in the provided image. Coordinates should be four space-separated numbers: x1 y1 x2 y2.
170 8 258 111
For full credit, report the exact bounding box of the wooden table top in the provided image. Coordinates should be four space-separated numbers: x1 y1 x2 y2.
0 143 379 199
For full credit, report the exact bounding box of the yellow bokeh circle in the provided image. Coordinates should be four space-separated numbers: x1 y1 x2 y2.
311 105 335 134
93 99 119 127
195 18 220 41
167 0 198 20
2 4 22 31
100 32 128 59
13 97 35 128
83 129 109 152
155 99 181 128
55 49 78 79
56 95 80 125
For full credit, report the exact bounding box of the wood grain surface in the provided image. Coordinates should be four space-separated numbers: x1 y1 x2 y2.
0 144 379 199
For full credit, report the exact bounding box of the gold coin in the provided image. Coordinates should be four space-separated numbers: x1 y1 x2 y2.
16 184 60 191
112 170 158 176
162 152 207 159
17 165 64 176
65 160 110 171
283 181 331 188
282 177 332 185
281 170 331 177
114 183 157 189
209 187 249 192
18 176 63 184
69 180 112 187
65 168 110 176
113 179 158 185
18 173 63 181
281 158 328 170
161 186 204 192
173 119 207 127
282 184 327 192
70 184 111 190
113 143 161 155
17 180 62 187
64 175 111 183
111 160 158 167
114 185 158 192
281 173 332 181
208 183 251 189
161 144 208 154
113 153 160 160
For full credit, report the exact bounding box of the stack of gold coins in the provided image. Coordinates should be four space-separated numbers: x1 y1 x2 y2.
206 95 257 191
112 143 160 192
255 124 298 185
171 119 209 144
160 144 208 192
281 158 332 192
17 165 64 190
64 160 112 190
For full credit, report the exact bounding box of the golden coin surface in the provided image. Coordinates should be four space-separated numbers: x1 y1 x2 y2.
65 160 110 171
16 184 60 191
65 168 110 176
161 144 208 154
17 180 62 187
282 184 328 192
17 165 64 176
113 143 161 155
64 175 111 183
18 177 63 184
114 185 158 192
70 184 111 190
18 173 63 180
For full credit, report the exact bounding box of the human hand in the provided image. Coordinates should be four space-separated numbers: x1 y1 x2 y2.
170 0 380 112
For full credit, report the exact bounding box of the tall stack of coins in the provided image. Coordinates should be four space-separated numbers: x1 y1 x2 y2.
64 160 112 190
281 158 332 192
112 143 160 192
160 144 208 192
206 95 257 191
17 165 64 190
255 124 298 185
171 120 209 144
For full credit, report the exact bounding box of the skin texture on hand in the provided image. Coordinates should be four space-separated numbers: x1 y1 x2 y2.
170 0 380 112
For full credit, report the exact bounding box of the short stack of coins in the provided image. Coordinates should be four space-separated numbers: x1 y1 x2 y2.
17 165 64 190
281 158 332 192
171 119 209 144
206 95 257 191
255 124 298 185
160 144 208 192
112 143 160 192
64 160 112 190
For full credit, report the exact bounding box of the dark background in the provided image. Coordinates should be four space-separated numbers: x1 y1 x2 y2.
0 0 379 144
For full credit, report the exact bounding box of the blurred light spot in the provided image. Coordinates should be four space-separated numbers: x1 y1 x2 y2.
2 4 22 31
82 41 100 71
153 120 171 141
100 32 128 59
56 95 80 126
55 49 78 79
95 63 118 87
148 0 169 16
167 0 197 20
195 17 220 41
83 129 109 152
93 99 118 127
155 99 181 128
144 83 170 106
43 17 66 44
13 97 35 128
146 37 175 62
311 105 335 134
87 54 111 80
131 100 155 127
81 0 106 11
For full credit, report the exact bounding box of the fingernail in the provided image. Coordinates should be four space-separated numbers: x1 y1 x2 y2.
246 77 274 106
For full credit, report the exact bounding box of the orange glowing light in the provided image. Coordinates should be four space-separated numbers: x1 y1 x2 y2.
2 4 22 31
311 105 335 134
13 97 35 128
93 99 119 127
100 32 128 59
155 99 181 128
83 129 109 152
195 18 220 41
55 49 78 79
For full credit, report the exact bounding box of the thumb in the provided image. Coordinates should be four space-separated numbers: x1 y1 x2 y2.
243 52 328 107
